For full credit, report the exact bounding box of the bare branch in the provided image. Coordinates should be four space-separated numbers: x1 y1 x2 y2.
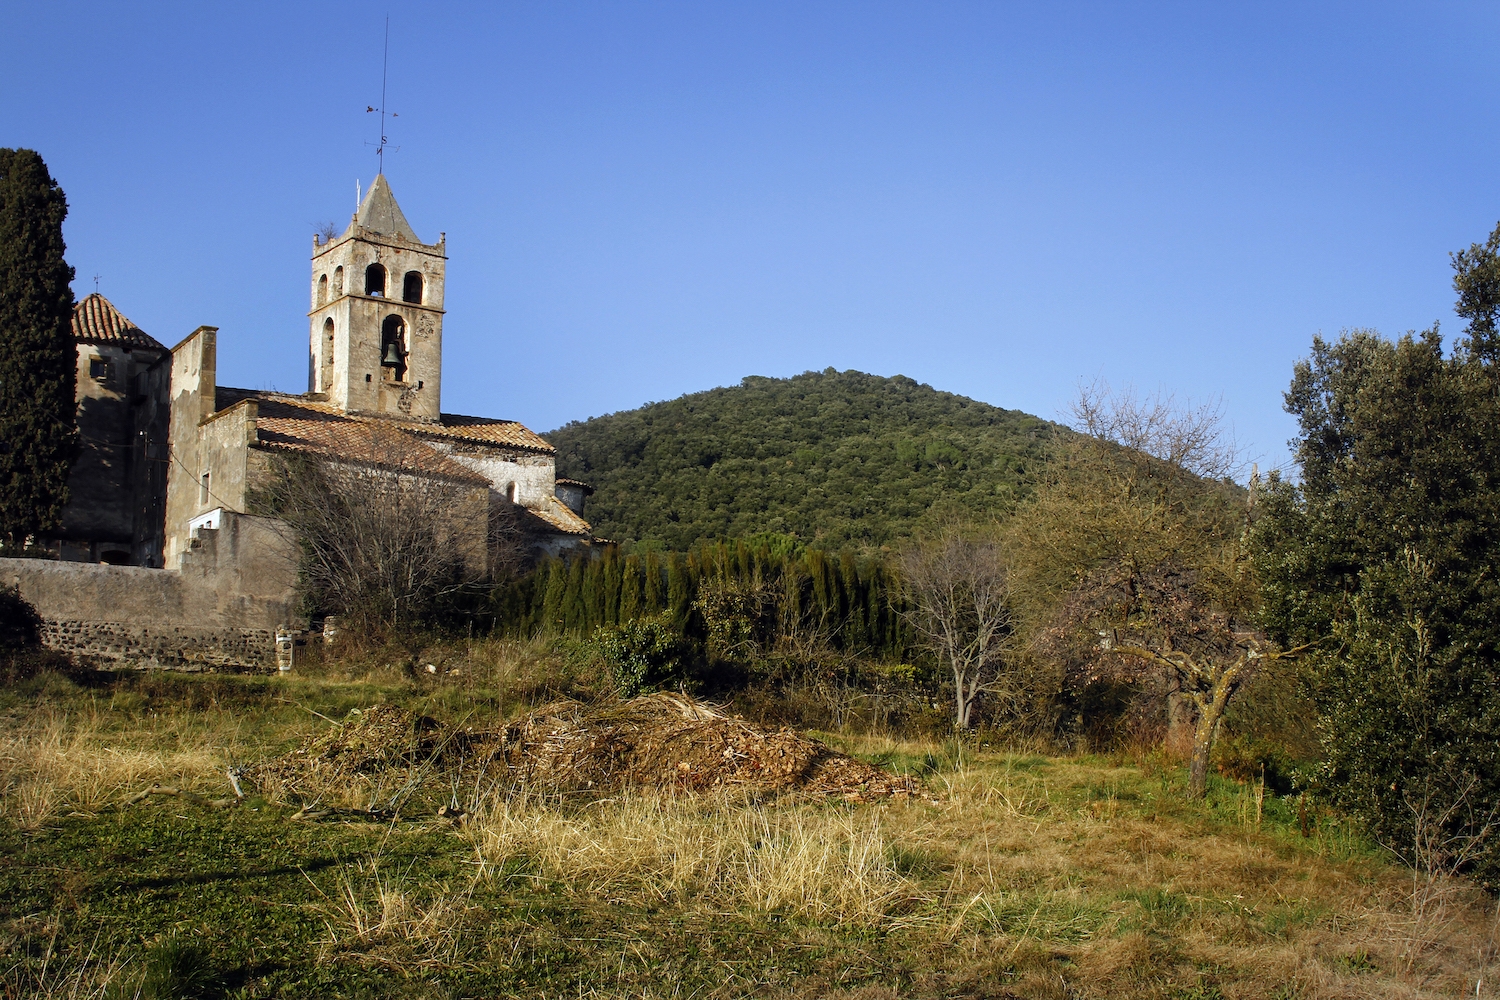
249 423 521 631
897 526 1013 729
1071 380 1241 482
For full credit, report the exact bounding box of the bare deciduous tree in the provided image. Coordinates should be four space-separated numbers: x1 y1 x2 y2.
1070 381 1239 482
1047 559 1310 798
1017 383 1304 797
251 424 521 630
897 527 1012 730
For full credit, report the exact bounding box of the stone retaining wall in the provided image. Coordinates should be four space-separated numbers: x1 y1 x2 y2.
42 621 276 670
2 511 299 671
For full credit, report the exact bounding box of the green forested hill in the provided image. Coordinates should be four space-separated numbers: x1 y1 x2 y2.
545 369 1061 549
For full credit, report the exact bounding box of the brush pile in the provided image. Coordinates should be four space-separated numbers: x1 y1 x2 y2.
489 693 917 800
252 694 916 807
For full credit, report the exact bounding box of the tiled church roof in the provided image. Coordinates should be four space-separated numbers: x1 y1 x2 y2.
215 388 556 456
430 414 556 453
246 394 491 486
231 390 593 535
71 293 167 351
529 496 593 537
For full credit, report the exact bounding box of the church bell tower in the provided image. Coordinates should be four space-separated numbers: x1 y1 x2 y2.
307 175 446 421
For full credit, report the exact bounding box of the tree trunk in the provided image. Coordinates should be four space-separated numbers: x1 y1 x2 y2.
1187 707 1217 798
954 668 970 729
1187 690 1232 799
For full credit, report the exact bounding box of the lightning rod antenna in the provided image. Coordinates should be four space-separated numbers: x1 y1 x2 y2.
378 16 389 175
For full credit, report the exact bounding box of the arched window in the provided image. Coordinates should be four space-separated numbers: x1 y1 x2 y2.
380 314 406 381
333 265 344 296
365 263 386 297
317 274 328 306
506 482 518 503
320 318 335 390
402 270 423 304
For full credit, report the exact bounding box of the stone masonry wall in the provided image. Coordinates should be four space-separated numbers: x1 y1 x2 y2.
41 621 275 670
2 511 300 671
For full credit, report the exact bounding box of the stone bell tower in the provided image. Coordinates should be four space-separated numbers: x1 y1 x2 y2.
307 174 446 421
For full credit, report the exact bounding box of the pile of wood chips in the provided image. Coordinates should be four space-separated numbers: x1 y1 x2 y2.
253 694 917 805
487 693 919 801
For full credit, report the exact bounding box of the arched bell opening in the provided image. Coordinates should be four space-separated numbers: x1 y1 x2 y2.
365 263 387 297
333 265 344 296
317 274 328 306
380 314 407 382
402 270 423 304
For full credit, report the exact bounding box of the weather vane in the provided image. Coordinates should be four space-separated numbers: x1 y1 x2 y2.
365 16 399 173
92 273 100 294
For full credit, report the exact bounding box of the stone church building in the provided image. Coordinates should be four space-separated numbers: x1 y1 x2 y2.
162 174 593 569
8 176 593 668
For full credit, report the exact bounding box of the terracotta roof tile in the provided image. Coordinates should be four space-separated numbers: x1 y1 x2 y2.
528 495 594 536
72 293 166 351
425 414 556 454
219 389 588 535
246 394 490 485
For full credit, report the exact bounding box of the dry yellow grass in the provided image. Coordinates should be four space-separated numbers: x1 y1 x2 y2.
0 708 228 828
314 856 484 971
4 678 1498 998
449 739 1500 998
469 790 916 923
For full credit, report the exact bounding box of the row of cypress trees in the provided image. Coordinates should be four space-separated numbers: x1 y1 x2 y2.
492 536 909 659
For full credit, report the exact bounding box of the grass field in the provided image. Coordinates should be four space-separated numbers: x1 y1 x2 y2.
1 646 1496 999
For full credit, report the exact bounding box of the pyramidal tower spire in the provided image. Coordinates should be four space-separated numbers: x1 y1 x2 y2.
307 176 447 421
355 174 419 242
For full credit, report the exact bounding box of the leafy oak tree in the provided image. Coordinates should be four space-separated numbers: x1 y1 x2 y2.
0 149 77 550
1252 317 1500 882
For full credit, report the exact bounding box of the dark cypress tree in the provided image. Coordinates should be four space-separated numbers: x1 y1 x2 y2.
665 552 692 629
0 149 78 549
839 550 866 649
643 551 664 611
600 549 622 626
619 554 642 622
540 558 567 630
563 558 585 632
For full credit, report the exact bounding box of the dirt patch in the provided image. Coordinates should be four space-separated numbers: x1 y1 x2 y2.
252 694 917 806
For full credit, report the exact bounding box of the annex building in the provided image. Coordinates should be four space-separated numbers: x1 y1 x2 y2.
6 176 594 668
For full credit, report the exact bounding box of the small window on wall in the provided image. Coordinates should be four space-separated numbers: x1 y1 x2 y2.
199 473 211 505
402 271 423 303
317 274 328 305
333 265 344 296
365 263 386 296
506 483 518 503
89 358 108 381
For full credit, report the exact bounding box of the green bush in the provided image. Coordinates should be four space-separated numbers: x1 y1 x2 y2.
0 586 40 650
1212 734 1297 795
590 613 689 697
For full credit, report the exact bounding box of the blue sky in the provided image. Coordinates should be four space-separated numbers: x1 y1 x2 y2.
5 2 1498 473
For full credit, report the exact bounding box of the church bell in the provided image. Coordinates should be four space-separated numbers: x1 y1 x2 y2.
382 342 402 366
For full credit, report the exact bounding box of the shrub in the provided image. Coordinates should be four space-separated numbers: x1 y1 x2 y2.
589 613 688 697
0 586 40 650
